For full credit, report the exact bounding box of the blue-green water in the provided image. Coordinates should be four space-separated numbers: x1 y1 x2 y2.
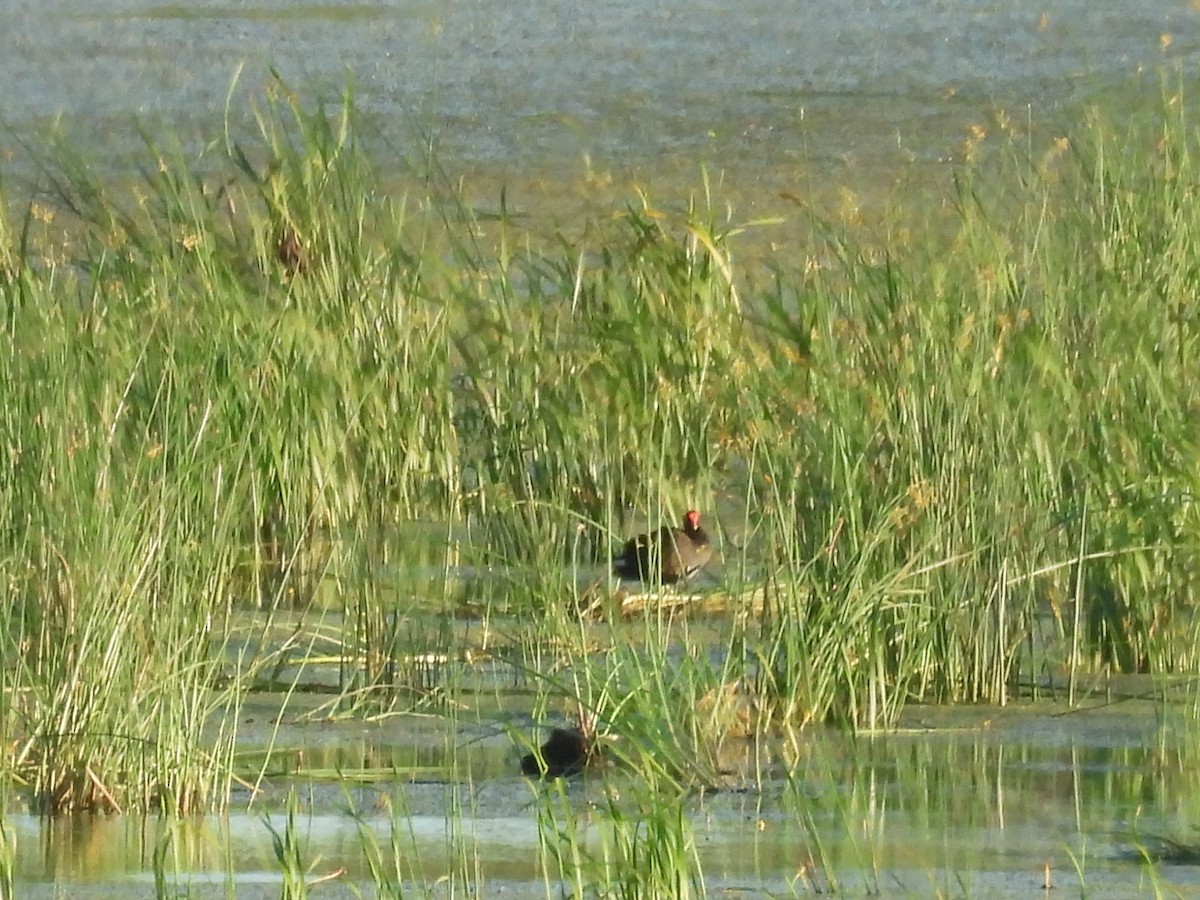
4 0 1198 195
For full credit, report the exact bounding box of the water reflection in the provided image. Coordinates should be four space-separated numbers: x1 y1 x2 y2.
10 714 1200 895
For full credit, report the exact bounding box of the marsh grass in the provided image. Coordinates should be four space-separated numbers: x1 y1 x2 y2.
1 73 1198 897
0 260 246 812
0 811 12 900
348 781 485 900
264 787 311 900
534 777 705 900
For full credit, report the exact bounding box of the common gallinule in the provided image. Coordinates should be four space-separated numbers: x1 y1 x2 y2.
275 224 308 275
520 727 597 778
613 510 713 584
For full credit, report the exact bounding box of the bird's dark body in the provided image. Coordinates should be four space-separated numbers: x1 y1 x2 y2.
612 511 712 584
520 727 593 778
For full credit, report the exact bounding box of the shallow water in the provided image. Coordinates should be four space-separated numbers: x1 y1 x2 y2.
6 4 1200 896
8 701 1200 897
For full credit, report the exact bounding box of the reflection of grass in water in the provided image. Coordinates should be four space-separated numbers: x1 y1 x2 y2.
0 815 12 899
1120 833 1200 865
0 67 1199 897
538 780 707 899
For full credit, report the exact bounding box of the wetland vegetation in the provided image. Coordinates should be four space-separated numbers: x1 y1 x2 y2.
2 75 1200 895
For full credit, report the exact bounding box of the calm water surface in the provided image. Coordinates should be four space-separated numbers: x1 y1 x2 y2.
5 0 1200 208
7 703 1200 897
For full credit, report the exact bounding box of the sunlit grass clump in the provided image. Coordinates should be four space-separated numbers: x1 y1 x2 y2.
1 73 1199 820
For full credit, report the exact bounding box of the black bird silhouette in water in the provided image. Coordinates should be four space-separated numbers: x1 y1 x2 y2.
612 510 713 585
521 726 600 779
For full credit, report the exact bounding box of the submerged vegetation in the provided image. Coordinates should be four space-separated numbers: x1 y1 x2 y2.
1 72 1200 892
